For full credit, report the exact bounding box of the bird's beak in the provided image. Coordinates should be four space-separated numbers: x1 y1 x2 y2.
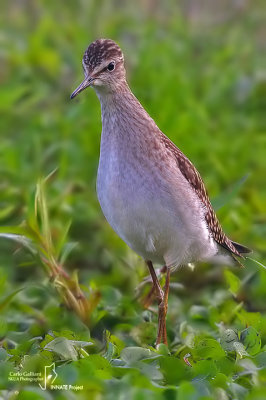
70 76 94 99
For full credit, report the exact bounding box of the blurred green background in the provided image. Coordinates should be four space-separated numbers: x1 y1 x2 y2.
1 0 266 399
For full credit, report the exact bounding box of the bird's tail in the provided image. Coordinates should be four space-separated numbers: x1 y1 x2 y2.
231 241 252 255
231 240 252 268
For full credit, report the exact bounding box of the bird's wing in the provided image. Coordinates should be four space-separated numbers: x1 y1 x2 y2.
160 133 242 258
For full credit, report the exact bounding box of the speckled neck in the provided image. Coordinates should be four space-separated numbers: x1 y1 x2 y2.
95 84 157 142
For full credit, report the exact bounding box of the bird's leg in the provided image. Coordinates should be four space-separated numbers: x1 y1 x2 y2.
142 265 167 308
146 261 170 346
142 283 156 309
160 267 170 345
146 261 164 301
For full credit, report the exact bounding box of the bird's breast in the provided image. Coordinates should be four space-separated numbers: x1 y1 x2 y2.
97 136 167 257
96 141 150 232
96 137 211 266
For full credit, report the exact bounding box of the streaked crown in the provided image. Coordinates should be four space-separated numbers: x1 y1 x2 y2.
83 39 124 72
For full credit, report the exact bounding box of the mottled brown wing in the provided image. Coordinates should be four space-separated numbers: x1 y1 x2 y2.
160 134 242 257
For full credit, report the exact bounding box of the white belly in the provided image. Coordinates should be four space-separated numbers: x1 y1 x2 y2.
96 147 218 268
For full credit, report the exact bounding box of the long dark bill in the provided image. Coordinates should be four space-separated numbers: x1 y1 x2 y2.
70 77 94 99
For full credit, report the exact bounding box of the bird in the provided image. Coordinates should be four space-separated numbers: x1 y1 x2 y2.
70 39 250 345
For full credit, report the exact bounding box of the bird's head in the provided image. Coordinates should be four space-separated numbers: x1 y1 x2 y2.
71 39 126 99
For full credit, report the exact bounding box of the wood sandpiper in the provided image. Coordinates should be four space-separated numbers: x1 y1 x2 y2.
71 39 250 345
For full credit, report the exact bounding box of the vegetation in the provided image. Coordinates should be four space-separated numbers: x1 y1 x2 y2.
1 1 265 399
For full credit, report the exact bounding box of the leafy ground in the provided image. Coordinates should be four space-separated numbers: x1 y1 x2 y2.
1 1 266 399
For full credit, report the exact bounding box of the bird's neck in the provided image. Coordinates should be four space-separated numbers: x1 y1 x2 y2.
95 83 157 140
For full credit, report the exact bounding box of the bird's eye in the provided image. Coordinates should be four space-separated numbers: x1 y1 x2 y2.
107 62 115 71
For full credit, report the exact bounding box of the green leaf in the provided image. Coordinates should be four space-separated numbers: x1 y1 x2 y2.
210 372 228 390
59 241 78 264
155 343 170 356
254 351 266 368
0 233 36 254
178 381 196 400
193 359 217 380
229 382 249 399
159 356 191 384
0 204 17 220
236 309 261 329
233 342 249 358
81 355 112 379
0 288 24 311
120 347 153 364
132 360 163 381
35 178 54 255
224 269 241 296
246 257 266 271
55 219 72 259
220 329 239 352
43 337 93 361
109 334 125 355
103 341 117 361
0 225 40 243
240 327 261 356
193 338 225 359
